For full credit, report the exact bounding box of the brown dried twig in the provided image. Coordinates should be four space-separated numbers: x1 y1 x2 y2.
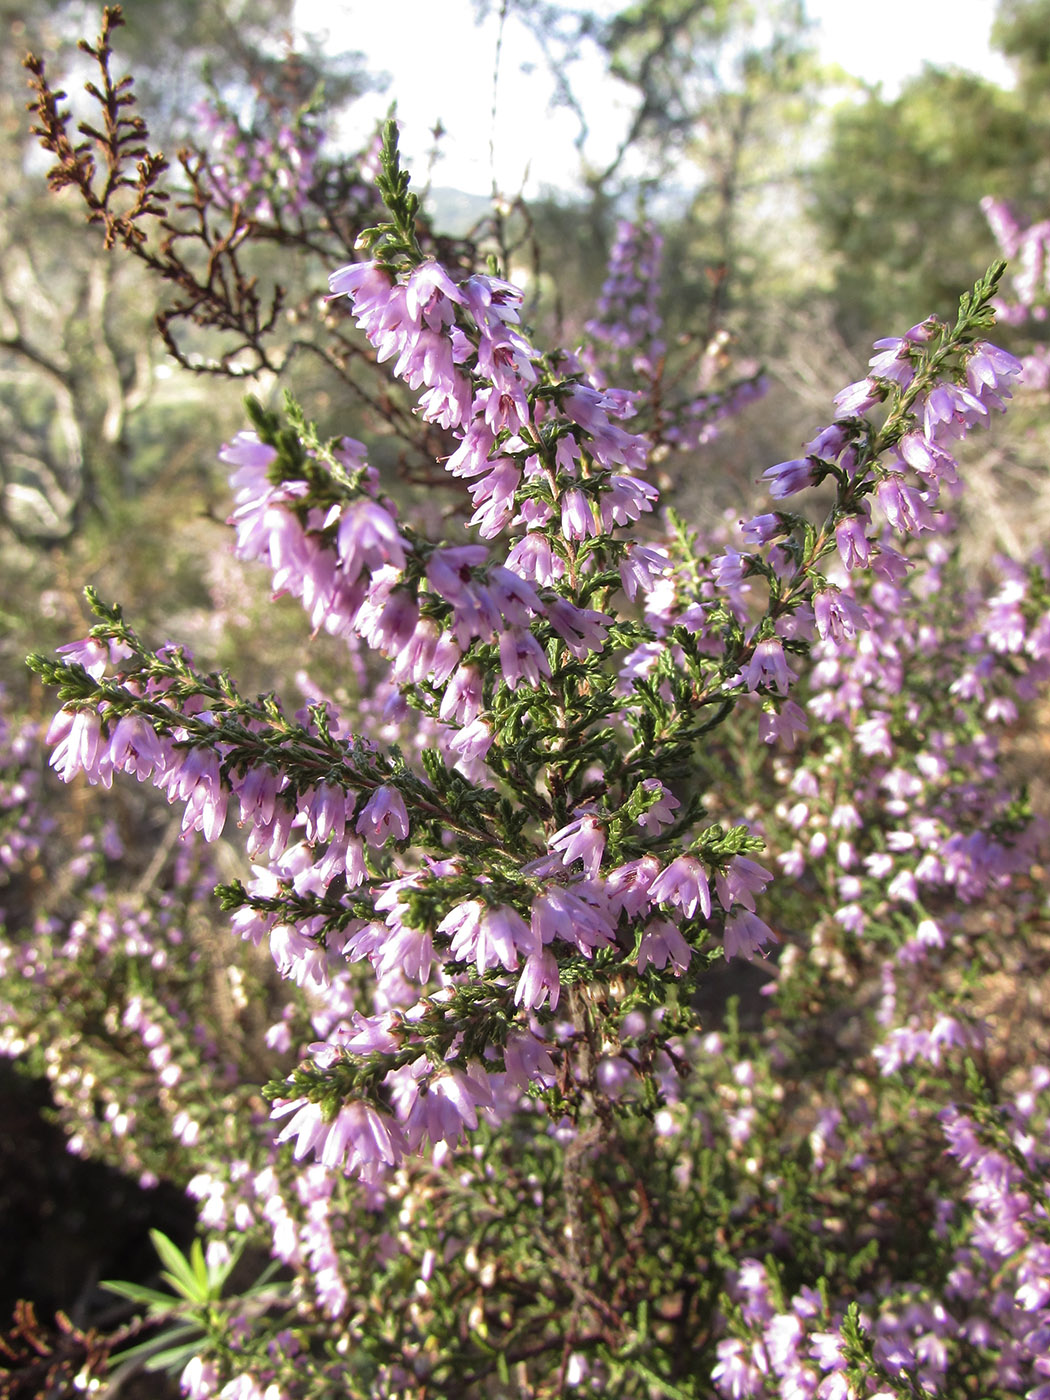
24 5 282 377
24 6 169 251
0 1300 122 1400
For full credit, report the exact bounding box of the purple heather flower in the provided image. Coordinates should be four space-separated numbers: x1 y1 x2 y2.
55 636 116 680
389 618 452 687
711 549 748 589
462 272 523 330
870 543 912 583
764 1312 804 1373
868 337 916 388
549 814 606 878
393 323 458 392
321 1099 407 1174
740 638 793 696
507 532 562 586
723 910 776 960
877 474 934 534
446 425 501 480
604 856 661 918
483 565 542 628
464 903 535 973
499 627 551 691
371 918 436 984
711 1337 767 1396
478 381 530 436
269 920 328 990
355 785 409 846
637 918 691 974
404 260 463 325
599 474 658 530
436 898 482 948
545 597 612 658
835 515 873 571
502 1030 556 1090
515 948 561 1009
337 500 407 581
649 855 711 920
804 423 849 459
966 340 1023 396
814 587 867 642
635 778 681 832
219 427 279 484
47 707 110 786
355 573 419 656
715 855 773 913
762 457 814 499
447 716 493 764
563 384 649 473
855 712 893 758
328 259 391 305
181 1357 220 1400
833 376 882 416
899 431 959 486
387 1061 494 1153
439 663 484 726
468 460 521 537
477 328 538 391
560 488 597 540
619 543 670 600
758 699 808 748
982 195 1022 256
775 845 805 887
740 512 782 546
530 885 613 955
809 1330 847 1373
301 783 347 846
108 713 164 782
171 748 228 842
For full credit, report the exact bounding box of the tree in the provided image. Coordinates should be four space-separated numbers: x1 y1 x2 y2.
811 61 1050 342
993 0 1050 96
472 0 824 342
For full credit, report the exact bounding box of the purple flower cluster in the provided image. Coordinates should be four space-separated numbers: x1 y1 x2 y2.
621 317 1023 750
583 217 768 454
711 1068 1050 1399
751 524 1050 1077
0 686 51 883
192 94 327 223
33 139 1036 1218
982 195 1050 389
584 218 666 383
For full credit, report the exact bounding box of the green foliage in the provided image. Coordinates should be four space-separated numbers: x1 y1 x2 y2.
993 0 1050 96
359 120 427 270
103 1232 284 1376
812 64 1050 338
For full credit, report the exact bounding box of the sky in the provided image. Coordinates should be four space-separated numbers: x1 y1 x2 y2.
292 0 1014 198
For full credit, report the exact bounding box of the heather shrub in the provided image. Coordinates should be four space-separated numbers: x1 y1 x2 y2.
3 10 1050 1400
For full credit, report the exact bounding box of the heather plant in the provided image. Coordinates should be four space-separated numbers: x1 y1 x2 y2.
5 8 1050 1400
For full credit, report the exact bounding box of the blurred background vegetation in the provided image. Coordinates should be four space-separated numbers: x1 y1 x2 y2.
3 0 1050 1371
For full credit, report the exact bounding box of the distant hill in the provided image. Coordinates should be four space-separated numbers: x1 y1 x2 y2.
427 186 495 234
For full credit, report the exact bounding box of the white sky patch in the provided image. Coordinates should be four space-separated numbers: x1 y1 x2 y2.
807 0 1014 96
294 0 1017 197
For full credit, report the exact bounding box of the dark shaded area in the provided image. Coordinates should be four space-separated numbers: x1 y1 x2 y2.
0 1060 196 1326
692 957 774 1031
